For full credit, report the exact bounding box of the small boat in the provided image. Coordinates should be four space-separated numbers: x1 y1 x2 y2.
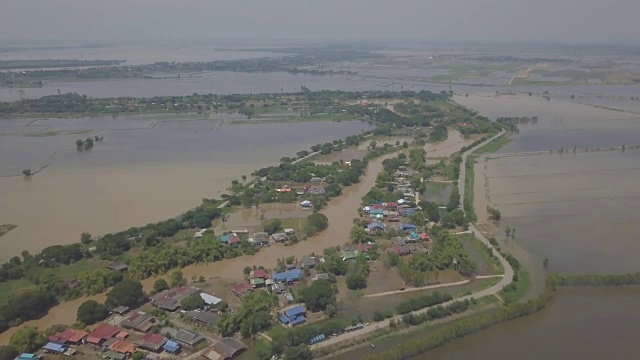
370 343 376 348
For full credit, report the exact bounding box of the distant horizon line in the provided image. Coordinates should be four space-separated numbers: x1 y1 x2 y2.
1 37 640 50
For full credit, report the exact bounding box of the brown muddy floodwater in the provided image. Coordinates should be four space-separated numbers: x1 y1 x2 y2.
416 287 640 360
0 117 373 262
479 150 640 275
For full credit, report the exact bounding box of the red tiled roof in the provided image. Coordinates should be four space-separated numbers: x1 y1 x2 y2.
251 269 268 279
419 232 430 240
232 283 252 294
109 340 137 354
88 323 120 341
141 333 167 345
229 236 241 244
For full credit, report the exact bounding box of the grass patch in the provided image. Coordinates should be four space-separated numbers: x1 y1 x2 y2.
463 156 477 221
279 218 309 238
348 289 365 297
473 133 512 155
40 258 112 282
499 266 531 305
0 278 36 304
457 234 503 275
0 224 17 238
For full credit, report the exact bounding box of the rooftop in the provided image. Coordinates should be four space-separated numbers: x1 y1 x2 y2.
283 305 305 318
211 338 247 359
174 329 205 346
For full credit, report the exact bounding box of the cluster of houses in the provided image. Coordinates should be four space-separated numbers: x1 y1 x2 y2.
276 184 326 196
387 234 430 256
24 282 248 360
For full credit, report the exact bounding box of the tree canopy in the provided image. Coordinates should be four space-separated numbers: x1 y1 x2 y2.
106 279 145 309
180 294 205 311
9 326 45 353
301 280 336 312
77 300 109 325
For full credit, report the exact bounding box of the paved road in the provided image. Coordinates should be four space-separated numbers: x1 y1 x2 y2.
312 130 513 351
363 275 503 298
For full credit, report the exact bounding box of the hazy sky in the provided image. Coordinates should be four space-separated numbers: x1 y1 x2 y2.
1 0 639 45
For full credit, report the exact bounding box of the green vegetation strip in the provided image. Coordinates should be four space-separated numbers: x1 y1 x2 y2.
0 224 17 238
473 133 512 155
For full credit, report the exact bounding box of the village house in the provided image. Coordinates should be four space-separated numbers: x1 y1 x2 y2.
419 232 431 241
150 286 201 311
284 228 295 236
367 222 385 232
279 305 306 326
401 223 417 231
49 328 87 345
231 283 253 297
407 243 428 254
87 323 120 345
201 338 247 360
137 333 167 352
108 262 128 272
108 340 137 356
300 256 317 268
272 269 302 283
250 269 269 279
162 340 181 354
272 232 288 243
186 310 219 326
250 278 266 288
111 306 129 315
388 245 411 256
174 329 205 348
199 292 223 306
193 229 209 239
42 342 67 355
119 311 157 333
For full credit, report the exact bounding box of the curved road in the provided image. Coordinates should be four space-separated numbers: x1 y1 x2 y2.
312 130 513 350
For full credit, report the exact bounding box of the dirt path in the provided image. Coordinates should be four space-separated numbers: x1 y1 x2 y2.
363 275 503 298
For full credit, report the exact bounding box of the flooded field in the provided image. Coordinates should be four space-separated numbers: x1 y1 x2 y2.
0 116 373 261
455 94 640 153
414 287 640 360
477 150 640 275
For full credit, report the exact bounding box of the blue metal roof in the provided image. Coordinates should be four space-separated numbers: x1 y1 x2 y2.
273 269 303 282
44 342 66 353
289 316 306 325
162 340 181 353
219 234 230 243
284 305 305 318
278 315 290 324
401 223 416 229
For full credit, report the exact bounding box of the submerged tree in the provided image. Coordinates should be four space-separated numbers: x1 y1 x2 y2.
22 169 31 177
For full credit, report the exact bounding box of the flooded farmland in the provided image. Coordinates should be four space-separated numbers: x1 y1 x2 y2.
0 115 373 261
416 287 640 360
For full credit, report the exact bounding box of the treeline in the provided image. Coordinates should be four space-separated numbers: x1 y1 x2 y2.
401 299 471 326
0 59 123 70
0 49 375 82
497 116 538 125
396 292 453 315
550 273 640 286
0 290 57 333
0 89 449 117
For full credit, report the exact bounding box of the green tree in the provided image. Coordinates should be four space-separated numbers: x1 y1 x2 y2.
263 219 283 235
0 345 18 360
75 139 84 148
106 279 145 309
283 344 312 360
153 278 169 293
346 269 367 290
254 340 274 360
9 326 45 353
369 141 377 149
301 280 335 312
350 225 369 244
180 294 205 310
80 232 92 244
77 300 109 325
84 137 94 149
170 270 184 287
306 213 329 236
132 352 144 360
22 169 31 177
